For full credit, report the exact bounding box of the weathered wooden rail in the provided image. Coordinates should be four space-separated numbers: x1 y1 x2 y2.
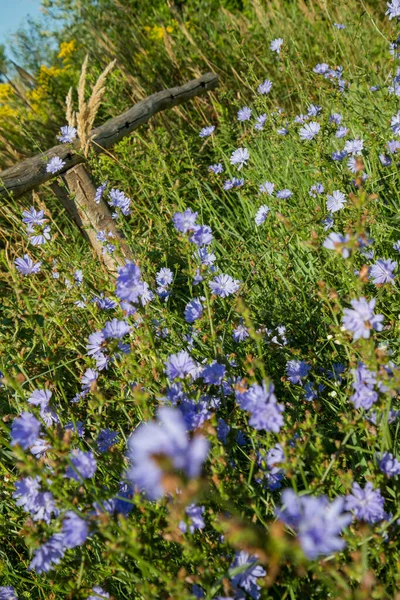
0 72 219 270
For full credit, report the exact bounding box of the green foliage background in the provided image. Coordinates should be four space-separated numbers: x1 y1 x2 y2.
0 1 400 599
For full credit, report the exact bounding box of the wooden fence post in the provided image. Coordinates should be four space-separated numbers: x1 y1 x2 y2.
0 73 219 271
51 164 132 272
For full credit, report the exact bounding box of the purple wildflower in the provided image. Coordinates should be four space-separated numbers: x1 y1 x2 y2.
351 384 378 410
344 139 364 155
180 398 211 431
13 477 58 524
309 183 324 197
202 361 226 385
46 156 65 174
28 389 52 410
22 206 46 226
329 113 342 125
391 111 400 134
108 189 131 215
314 63 329 74
286 360 311 385
237 381 284 433
237 107 252 121
65 421 85 437
233 324 249 342
14 254 41 275
209 274 240 298
94 181 108 204
196 247 216 265
379 154 392 167
270 38 283 53
126 407 209 500
115 262 145 304
66 450 97 481
87 587 110 600
209 163 223 174
217 419 230 444
377 452 400 477
230 551 266 600
57 125 77 143
369 259 397 285
190 225 213 247
0 587 17 600
386 0 400 20
342 297 384 340
336 126 349 138
223 177 244 190
165 350 196 380
276 489 351 559
276 189 292 199
184 298 203 323
97 428 119 453
173 209 198 233
93 295 117 310
199 126 215 138
332 150 347 161
257 79 272 94
326 190 346 212
388 140 400 153
255 114 267 130
11 412 41 449
179 504 205 534
29 534 65 574
27 225 51 246
259 181 275 195
308 104 322 117
62 511 89 548
255 205 270 225
86 330 105 357
299 122 320 140
345 482 387 523
230 147 250 170
102 318 130 339
323 232 351 258
151 269 171 292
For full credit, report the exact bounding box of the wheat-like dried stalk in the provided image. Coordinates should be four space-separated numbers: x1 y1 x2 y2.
76 55 90 152
74 55 116 156
65 87 76 128
77 54 89 117
86 59 116 132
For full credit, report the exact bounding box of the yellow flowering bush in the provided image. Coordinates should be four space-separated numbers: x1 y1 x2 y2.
58 39 77 61
144 24 174 41
0 105 18 120
26 41 78 116
0 83 13 102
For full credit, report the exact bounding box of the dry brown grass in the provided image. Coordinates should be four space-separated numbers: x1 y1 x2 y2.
66 55 116 156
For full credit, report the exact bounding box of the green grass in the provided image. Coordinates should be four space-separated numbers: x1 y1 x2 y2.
0 1 400 598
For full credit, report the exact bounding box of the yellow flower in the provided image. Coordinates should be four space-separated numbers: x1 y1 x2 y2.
0 105 18 120
27 87 45 103
58 40 77 60
148 25 165 41
0 83 13 101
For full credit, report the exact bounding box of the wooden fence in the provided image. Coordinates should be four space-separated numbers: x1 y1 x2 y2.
0 73 219 270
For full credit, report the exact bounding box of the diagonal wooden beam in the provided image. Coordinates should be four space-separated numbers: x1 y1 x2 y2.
0 72 219 199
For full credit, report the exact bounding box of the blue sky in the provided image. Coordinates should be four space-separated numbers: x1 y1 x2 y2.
0 0 43 45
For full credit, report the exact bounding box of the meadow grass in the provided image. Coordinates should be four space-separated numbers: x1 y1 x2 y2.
0 1 400 599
